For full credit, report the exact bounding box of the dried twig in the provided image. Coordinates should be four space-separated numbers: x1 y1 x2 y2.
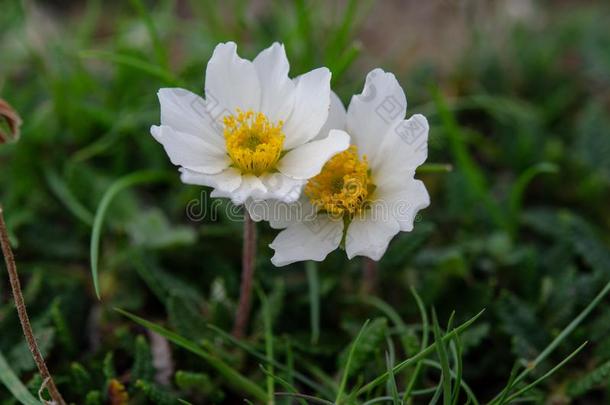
0 99 22 144
0 206 66 405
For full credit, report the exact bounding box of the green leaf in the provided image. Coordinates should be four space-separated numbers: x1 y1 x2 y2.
85 390 102 405
568 357 610 398
8 328 55 375
135 379 179 405
0 350 41 405
132 335 154 384
70 362 92 397
489 280 610 404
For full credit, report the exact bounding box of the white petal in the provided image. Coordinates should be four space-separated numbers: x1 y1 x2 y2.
151 125 229 174
277 129 350 180
256 172 305 203
346 69 407 162
270 215 343 266
375 176 430 232
253 43 295 123
282 67 331 149
179 167 241 193
246 196 316 229
373 114 429 177
204 42 261 121
345 210 400 260
157 88 225 150
313 90 347 140
212 173 306 206
211 175 268 205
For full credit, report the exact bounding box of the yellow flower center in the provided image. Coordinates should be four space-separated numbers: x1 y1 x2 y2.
224 110 285 175
305 146 373 218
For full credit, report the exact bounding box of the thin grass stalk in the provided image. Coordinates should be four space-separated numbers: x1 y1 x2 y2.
0 206 66 405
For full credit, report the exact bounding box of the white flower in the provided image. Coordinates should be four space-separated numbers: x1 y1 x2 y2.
150 42 350 205
250 69 430 266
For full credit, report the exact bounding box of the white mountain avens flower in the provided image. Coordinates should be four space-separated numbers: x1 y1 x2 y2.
151 42 350 205
249 69 430 266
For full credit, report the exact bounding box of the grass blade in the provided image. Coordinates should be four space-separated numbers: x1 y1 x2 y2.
417 163 454 174
128 0 168 69
490 280 610 403
403 287 430 401
90 170 170 299
385 352 400 404
258 366 307 405
432 88 505 229
494 362 523 405
79 50 180 85
432 310 452 405
503 341 588 403
356 309 485 397
207 324 332 397
0 350 41 405
451 335 464 405
44 168 94 226
115 308 267 402
421 360 479 405
274 392 334 405
258 289 275 405
508 162 558 234
336 319 370 403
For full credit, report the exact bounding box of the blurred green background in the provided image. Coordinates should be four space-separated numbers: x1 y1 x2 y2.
1 0 610 403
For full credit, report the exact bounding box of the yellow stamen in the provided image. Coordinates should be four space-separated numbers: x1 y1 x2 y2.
224 110 285 175
305 146 373 217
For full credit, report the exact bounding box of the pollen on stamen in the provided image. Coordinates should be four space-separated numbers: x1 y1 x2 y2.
305 146 372 217
224 109 285 176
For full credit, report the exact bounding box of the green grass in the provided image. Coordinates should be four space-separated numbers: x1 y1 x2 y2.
1 0 610 403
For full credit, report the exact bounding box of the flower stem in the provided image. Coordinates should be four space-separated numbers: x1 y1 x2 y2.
232 210 257 339
0 206 66 405
362 257 378 294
